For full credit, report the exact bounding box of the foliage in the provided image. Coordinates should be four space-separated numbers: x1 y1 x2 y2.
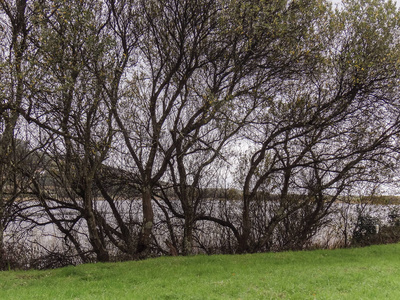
352 209 400 247
389 209 400 226
352 214 380 246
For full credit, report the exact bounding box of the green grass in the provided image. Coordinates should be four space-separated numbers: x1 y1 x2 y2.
1 244 400 299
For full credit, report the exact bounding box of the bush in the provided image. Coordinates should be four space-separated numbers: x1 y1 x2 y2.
352 211 400 247
388 209 400 226
374 225 400 245
352 215 380 247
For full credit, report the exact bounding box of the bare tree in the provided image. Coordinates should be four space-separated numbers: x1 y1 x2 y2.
235 0 400 252
0 0 30 267
107 0 245 256
24 0 125 262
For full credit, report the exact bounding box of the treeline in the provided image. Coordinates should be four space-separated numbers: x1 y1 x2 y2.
1 0 400 268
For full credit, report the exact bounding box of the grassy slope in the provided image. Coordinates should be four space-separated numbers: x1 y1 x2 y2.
1 244 400 299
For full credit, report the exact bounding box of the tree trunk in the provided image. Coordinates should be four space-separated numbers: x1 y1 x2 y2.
0 206 4 269
84 187 109 262
137 185 154 255
238 194 251 253
0 125 16 268
183 212 194 256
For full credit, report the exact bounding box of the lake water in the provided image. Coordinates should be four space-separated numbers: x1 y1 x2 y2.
4 199 398 266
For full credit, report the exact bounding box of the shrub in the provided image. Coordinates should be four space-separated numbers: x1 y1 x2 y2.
352 210 400 247
352 215 380 247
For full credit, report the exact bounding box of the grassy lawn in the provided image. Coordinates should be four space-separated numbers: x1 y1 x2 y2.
1 244 400 299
